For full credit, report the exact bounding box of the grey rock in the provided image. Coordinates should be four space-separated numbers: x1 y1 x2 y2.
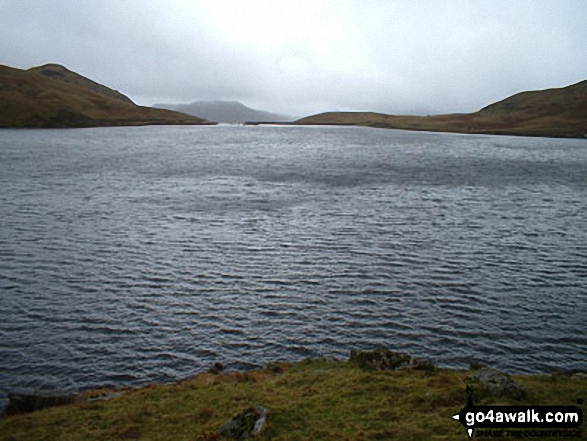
350 347 435 372
467 367 527 401
219 405 269 440
208 362 225 375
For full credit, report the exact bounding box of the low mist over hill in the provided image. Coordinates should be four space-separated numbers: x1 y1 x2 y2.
156 100 294 123
296 79 587 139
0 64 212 128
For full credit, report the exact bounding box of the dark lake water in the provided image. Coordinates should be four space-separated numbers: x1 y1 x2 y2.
1 125 586 396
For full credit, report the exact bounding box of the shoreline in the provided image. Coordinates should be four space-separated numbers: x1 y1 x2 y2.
1 350 582 409
1 349 585 440
288 120 587 140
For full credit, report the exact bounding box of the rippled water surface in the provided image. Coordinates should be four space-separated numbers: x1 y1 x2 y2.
1 125 586 394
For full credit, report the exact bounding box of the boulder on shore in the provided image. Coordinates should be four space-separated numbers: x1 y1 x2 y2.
208 362 225 375
3 392 74 416
349 347 436 372
467 366 527 401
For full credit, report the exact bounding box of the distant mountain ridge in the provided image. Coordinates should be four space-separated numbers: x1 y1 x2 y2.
296 79 587 139
0 64 211 128
156 100 294 123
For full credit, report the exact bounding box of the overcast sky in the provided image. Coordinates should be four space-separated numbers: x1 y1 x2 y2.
1 0 586 116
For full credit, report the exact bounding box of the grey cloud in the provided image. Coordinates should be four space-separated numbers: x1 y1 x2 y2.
1 0 586 116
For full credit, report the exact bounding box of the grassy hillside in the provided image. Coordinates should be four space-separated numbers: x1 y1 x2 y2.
296 80 587 139
0 358 584 440
0 64 212 128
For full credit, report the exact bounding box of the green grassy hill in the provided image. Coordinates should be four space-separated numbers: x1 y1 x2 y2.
0 64 212 128
296 80 587 138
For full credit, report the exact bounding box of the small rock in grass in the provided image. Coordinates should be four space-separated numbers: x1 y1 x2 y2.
219 405 269 440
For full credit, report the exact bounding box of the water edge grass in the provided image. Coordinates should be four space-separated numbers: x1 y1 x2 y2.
1 357 585 440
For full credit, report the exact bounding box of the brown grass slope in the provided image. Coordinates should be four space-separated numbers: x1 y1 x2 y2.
296 80 587 138
0 64 212 128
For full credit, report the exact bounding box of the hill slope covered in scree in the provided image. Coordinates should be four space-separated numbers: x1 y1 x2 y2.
0 64 212 128
296 79 587 138
156 100 294 123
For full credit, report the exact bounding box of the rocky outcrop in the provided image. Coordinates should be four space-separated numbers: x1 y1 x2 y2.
467 366 527 401
3 392 74 416
219 405 269 440
349 347 435 372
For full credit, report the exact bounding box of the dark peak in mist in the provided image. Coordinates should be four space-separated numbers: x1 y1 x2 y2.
155 100 295 123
